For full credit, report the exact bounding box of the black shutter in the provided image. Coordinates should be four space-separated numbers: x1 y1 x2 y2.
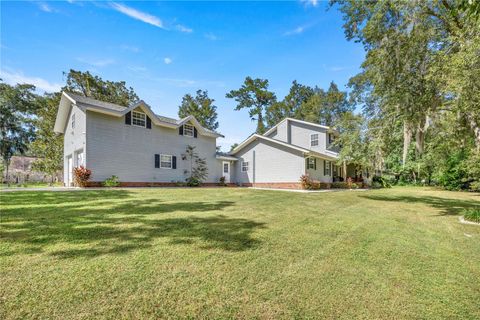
179 125 183 135
155 154 160 168
194 127 198 138
172 156 177 169
146 116 151 129
125 111 132 125
324 160 326 175
314 158 317 170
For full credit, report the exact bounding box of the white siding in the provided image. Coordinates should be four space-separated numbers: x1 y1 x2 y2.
234 139 305 184
63 104 86 185
306 157 333 183
85 110 222 183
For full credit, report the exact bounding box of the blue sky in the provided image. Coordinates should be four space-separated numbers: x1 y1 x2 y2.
1 1 364 150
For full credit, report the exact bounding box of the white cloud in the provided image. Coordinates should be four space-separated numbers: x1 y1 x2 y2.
77 57 115 67
163 57 173 65
120 45 140 53
176 24 193 33
110 3 164 28
153 77 225 88
329 66 347 72
284 26 305 36
37 2 56 13
301 0 319 7
204 32 218 41
1 69 62 93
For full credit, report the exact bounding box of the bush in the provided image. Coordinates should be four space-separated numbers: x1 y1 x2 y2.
463 208 480 223
103 175 120 187
186 176 201 187
219 176 227 186
331 182 348 189
73 166 92 187
372 175 392 188
469 181 480 192
300 175 320 190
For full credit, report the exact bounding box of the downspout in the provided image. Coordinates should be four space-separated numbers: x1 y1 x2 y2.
252 150 256 187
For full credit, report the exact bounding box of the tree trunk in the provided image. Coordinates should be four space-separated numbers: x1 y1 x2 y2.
415 115 430 157
403 121 412 167
256 111 265 134
465 112 480 150
343 161 347 179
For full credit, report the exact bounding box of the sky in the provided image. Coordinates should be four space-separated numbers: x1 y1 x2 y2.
1 0 365 150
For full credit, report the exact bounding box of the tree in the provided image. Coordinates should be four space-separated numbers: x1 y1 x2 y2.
63 69 139 106
0 81 38 183
226 77 276 134
30 93 63 184
178 90 219 130
229 143 239 152
184 145 208 186
265 80 314 127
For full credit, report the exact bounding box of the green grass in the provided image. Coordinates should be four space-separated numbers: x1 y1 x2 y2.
0 182 63 189
1 187 479 319
464 208 480 223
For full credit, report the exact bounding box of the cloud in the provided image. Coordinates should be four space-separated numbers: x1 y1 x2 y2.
120 45 140 53
176 24 193 33
37 2 56 13
77 57 115 67
127 66 147 73
1 69 62 92
110 3 164 28
204 32 218 41
329 66 348 72
284 26 305 36
163 57 173 65
301 0 319 7
154 77 225 88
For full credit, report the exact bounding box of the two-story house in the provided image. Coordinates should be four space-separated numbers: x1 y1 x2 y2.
228 118 346 189
54 92 347 189
54 92 227 187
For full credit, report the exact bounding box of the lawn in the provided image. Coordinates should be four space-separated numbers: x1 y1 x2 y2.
1 187 479 319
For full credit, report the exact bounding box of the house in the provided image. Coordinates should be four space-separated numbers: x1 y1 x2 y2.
227 118 351 189
54 92 226 186
54 92 350 188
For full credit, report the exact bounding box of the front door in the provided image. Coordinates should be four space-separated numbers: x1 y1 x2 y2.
222 161 230 183
67 156 73 186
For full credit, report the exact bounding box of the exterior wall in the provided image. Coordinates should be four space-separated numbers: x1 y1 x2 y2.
85 109 222 183
305 157 334 183
267 120 288 142
63 104 87 185
234 139 305 184
289 121 330 152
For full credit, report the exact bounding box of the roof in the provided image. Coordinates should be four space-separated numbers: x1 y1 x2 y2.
215 152 238 161
229 134 338 161
55 91 223 137
263 117 337 137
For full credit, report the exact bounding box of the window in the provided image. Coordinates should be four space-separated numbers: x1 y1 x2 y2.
307 158 315 170
311 133 319 147
76 151 84 167
71 113 75 129
223 163 229 173
183 124 194 137
328 133 335 144
132 111 146 127
324 160 331 176
160 154 172 169
242 161 249 172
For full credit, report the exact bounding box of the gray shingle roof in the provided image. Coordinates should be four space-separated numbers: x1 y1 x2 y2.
64 92 128 112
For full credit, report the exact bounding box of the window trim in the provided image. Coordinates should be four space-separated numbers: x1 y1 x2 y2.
183 124 194 137
310 133 319 147
132 111 146 128
160 154 173 169
241 161 249 172
324 160 332 176
223 162 229 173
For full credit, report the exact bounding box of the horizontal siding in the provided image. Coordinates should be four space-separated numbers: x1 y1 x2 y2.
234 139 305 184
64 104 86 184
85 110 222 183
306 158 333 183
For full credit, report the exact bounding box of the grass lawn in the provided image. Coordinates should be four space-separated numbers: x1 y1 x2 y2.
1 187 479 319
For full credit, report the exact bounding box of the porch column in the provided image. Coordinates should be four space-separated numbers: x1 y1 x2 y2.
343 161 347 179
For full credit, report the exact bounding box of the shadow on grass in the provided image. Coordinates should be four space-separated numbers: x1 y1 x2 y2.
360 194 480 216
1 191 266 258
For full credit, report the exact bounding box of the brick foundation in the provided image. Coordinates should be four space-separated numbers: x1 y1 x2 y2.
241 182 304 190
85 181 237 188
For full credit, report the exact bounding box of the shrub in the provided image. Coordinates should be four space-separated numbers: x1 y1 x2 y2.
463 208 480 223
300 175 320 190
469 181 480 192
350 183 359 189
219 176 227 186
103 175 120 187
73 166 91 187
331 182 348 189
186 176 201 187
372 175 392 188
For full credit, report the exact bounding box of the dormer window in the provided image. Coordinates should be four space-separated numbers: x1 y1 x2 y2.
310 133 319 147
183 124 194 137
132 111 146 127
328 133 335 144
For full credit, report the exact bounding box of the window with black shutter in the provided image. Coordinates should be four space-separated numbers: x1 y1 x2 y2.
172 156 177 169
146 116 151 129
179 125 183 135
154 154 160 168
125 111 132 125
